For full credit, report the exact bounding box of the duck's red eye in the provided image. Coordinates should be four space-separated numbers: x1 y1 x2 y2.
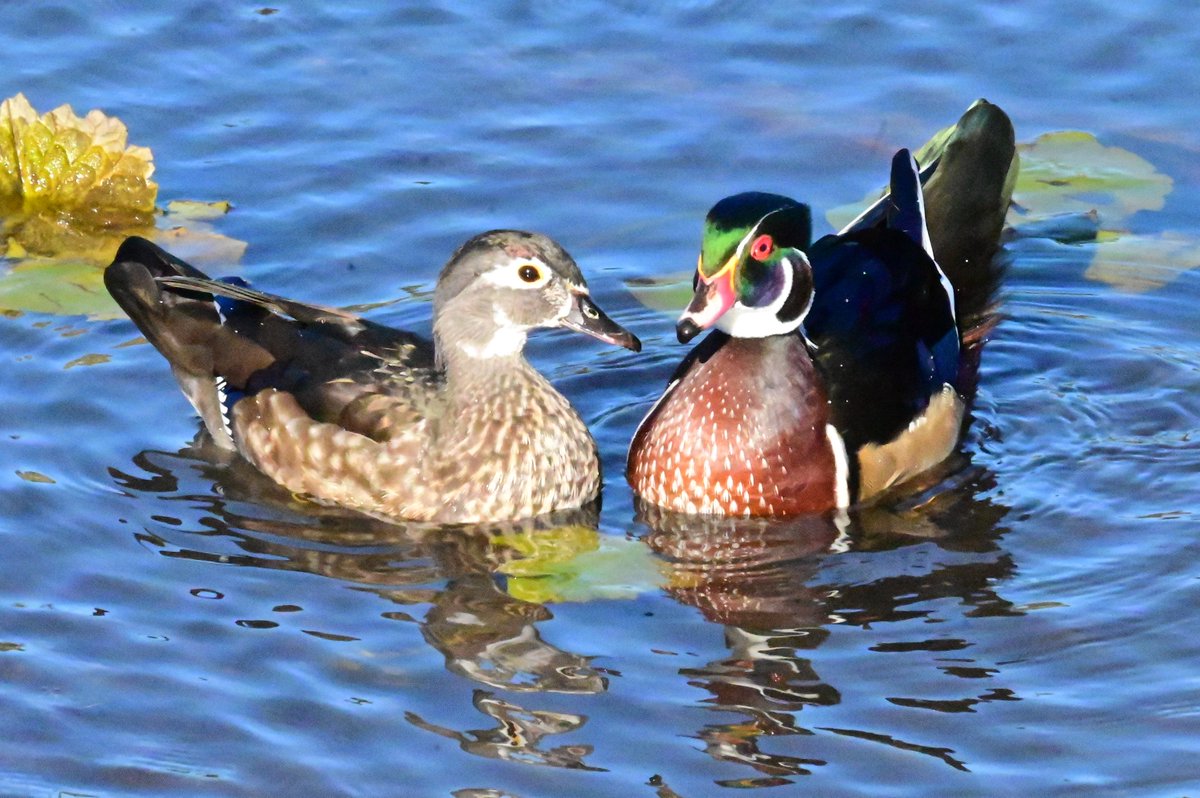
750 234 774 261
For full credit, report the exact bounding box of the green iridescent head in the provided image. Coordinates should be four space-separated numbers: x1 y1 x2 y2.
677 193 815 343
699 193 811 279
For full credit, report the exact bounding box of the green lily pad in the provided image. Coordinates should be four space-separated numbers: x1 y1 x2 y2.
0 224 247 319
0 258 114 318
496 529 661 604
1007 132 1190 292
623 273 694 317
829 126 1171 235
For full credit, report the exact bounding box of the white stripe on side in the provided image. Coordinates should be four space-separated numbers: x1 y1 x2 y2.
825 423 851 509
905 151 958 328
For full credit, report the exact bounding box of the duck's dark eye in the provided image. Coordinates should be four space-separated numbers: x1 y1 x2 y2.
518 264 542 283
750 234 774 262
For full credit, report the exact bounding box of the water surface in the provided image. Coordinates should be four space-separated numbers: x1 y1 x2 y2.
2 3 1200 796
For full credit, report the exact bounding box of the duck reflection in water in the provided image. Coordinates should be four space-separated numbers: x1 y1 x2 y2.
109 433 607 770
406 689 604 772
636 474 1014 785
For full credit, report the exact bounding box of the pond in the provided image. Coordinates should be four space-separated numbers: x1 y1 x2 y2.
2 2 1199 796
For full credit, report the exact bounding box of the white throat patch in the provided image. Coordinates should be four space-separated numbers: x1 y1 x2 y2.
459 305 529 359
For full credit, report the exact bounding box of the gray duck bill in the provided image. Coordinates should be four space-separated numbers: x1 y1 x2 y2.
561 293 641 352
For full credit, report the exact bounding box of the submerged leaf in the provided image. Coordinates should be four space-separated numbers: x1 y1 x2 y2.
495 529 660 603
1082 230 1200 293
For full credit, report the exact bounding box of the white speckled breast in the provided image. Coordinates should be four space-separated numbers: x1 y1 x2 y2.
628 334 839 517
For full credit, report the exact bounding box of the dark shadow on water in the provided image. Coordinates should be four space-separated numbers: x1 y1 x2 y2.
108 434 608 771
632 461 1014 786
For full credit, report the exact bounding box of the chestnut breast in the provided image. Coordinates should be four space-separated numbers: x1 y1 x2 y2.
628 333 841 516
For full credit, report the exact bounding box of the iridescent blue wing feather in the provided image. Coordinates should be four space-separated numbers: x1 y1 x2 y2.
805 150 959 452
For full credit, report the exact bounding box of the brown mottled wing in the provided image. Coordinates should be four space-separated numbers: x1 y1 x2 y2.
231 389 435 520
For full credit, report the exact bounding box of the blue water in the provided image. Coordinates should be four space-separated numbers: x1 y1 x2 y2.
3 2 1200 796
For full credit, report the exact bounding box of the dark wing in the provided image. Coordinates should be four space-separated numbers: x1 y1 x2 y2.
807 151 959 453
105 236 436 448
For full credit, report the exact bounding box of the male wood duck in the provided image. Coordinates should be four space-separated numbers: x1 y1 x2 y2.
628 101 1015 517
105 231 640 524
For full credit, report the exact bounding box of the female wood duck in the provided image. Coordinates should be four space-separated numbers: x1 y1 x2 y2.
628 101 1015 517
105 231 640 524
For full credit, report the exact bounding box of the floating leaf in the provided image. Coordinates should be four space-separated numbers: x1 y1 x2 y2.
1005 132 1191 292
65 353 110 369
16 470 55 484
0 94 246 318
623 273 694 317
496 529 660 604
492 524 600 571
0 259 111 317
166 199 233 221
829 124 1169 235
0 225 247 319
824 120 1194 293
152 224 248 267
1011 130 1172 227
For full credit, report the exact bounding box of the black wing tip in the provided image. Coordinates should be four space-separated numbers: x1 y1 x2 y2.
887 149 925 247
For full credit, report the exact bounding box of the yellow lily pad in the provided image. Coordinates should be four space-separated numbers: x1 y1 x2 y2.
153 224 248 267
492 524 601 573
0 93 157 227
166 199 233 221
16 470 55 484
1012 130 1172 227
